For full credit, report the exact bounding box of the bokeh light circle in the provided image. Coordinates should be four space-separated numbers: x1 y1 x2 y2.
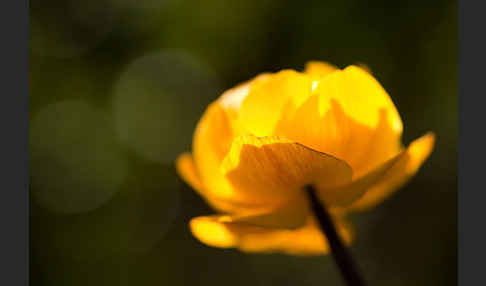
30 100 128 214
112 50 222 164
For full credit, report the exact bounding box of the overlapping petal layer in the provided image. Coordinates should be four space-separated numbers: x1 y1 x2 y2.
190 102 268 214
347 132 435 211
238 70 313 137
276 66 403 176
304 61 338 79
176 153 266 213
176 61 435 255
221 135 353 205
189 215 353 255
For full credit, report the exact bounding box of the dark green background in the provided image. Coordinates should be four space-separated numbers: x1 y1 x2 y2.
30 0 457 285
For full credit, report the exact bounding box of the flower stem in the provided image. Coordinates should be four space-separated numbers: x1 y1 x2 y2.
305 185 366 286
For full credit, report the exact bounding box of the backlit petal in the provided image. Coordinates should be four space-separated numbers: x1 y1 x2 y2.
219 73 269 116
218 201 308 229
193 102 268 213
193 102 234 199
276 66 403 176
347 132 435 211
321 65 403 132
323 150 406 207
304 61 338 79
221 135 353 206
315 67 403 171
176 153 266 213
190 215 353 255
238 70 313 137
176 153 268 213
176 152 203 192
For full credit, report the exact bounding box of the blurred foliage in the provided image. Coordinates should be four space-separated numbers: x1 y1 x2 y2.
30 0 457 285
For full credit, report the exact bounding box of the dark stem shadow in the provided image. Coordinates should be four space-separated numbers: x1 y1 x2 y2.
306 185 366 286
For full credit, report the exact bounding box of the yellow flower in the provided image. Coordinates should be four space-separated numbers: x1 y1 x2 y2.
176 61 435 255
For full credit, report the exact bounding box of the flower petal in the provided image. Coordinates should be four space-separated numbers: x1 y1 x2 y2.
315 67 404 171
323 149 406 207
221 135 353 206
347 108 403 177
176 153 203 192
176 153 263 213
321 65 403 133
193 102 234 199
276 66 403 176
347 132 435 211
192 102 269 213
304 61 338 79
275 92 348 161
190 215 353 255
238 70 313 137
218 201 308 229
219 73 269 116
189 215 238 248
